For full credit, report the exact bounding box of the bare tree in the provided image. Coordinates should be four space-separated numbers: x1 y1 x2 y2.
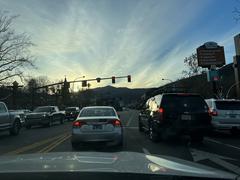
182 53 204 78
0 11 35 84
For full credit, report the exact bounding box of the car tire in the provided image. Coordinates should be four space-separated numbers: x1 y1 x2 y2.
71 142 78 150
148 122 159 142
191 134 204 143
25 125 31 129
60 116 64 124
47 120 53 127
10 120 21 136
138 119 144 132
230 128 240 136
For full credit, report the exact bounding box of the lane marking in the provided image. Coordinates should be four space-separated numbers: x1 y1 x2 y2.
5 133 68 155
126 111 135 127
190 148 240 175
38 134 71 153
205 137 240 151
142 148 151 155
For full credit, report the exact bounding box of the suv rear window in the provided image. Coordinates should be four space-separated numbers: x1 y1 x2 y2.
215 101 240 110
161 95 208 112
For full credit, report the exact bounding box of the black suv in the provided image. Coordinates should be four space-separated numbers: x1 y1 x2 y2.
139 93 212 142
65 107 80 121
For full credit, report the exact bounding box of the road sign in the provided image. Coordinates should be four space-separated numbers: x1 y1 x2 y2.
197 42 225 68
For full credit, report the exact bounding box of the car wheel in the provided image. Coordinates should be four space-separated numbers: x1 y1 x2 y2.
191 134 204 143
25 125 31 129
60 116 64 124
138 120 144 132
10 120 21 136
230 128 240 136
148 122 158 142
47 120 53 127
71 142 78 150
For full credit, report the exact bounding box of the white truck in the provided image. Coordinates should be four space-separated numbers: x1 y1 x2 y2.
0 102 22 135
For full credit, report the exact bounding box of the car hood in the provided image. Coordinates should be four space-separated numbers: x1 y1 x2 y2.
26 112 48 118
0 151 237 179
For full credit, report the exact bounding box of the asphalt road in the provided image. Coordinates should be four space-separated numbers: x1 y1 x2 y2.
0 110 240 175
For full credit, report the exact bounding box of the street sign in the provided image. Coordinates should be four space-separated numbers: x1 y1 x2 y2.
197 42 225 68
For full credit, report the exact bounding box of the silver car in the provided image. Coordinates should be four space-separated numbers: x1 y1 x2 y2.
205 99 240 135
71 106 123 148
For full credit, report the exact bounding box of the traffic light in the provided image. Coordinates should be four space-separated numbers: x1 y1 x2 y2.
82 80 87 87
96 77 101 83
127 75 131 82
112 76 115 84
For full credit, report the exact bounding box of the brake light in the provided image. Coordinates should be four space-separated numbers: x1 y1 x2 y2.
208 109 218 116
73 121 85 127
159 108 164 113
159 107 164 121
110 119 121 127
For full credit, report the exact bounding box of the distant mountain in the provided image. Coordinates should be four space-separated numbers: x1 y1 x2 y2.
91 86 149 105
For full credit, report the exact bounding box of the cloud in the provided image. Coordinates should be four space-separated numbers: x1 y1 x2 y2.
1 0 234 88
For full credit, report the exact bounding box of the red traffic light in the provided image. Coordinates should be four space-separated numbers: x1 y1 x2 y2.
127 75 131 82
112 76 115 84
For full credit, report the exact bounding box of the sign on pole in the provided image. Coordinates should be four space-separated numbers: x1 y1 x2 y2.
197 42 225 68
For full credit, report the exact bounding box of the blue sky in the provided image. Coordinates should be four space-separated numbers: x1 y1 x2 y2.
0 0 240 89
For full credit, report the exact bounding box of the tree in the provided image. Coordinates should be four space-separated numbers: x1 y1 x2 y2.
0 11 35 84
182 53 204 78
25 76 50 93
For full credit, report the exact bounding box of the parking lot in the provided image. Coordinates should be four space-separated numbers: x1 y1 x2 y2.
0 109 240 175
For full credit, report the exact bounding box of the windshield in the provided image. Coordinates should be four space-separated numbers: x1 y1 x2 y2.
0 0 240 177
65 108 77 111
33 107 53 112
162 95 208 112
80 108 116 117
216 101 240 110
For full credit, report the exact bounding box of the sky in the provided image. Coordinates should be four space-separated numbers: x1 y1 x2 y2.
0 0 240 89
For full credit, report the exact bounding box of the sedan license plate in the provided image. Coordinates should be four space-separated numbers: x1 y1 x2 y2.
181 115 191 121
92 125 102 130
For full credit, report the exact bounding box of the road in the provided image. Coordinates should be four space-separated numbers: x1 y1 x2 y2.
0 110 240 175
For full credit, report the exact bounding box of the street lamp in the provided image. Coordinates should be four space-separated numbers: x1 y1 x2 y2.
162 78 173 83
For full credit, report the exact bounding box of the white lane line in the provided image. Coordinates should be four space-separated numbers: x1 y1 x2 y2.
126 112 135 127
142 148 151 155
205 138 240 151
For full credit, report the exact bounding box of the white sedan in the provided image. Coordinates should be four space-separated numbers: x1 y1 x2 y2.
71 106 123 149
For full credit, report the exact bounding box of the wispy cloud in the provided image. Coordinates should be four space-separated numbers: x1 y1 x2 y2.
0 0 239 88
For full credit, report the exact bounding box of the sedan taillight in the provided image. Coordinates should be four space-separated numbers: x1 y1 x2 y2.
109 119 121 127
208 109 218 116
73 121 86 127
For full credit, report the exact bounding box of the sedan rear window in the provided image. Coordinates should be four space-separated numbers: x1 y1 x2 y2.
216 101 240 110
80 108 116 117
161 95 208 112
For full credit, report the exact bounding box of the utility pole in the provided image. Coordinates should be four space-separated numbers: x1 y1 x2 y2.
233 34 240 98
7 81 23 109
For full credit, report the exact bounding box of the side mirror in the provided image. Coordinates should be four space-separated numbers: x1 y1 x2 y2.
117 114 121 118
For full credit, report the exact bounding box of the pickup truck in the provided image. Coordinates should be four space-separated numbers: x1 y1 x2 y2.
0 102 22 135
25 106 65 129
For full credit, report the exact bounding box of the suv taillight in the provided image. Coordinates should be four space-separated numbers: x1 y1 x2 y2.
73 121 86 127
159 107 164 121
208 109 218 116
